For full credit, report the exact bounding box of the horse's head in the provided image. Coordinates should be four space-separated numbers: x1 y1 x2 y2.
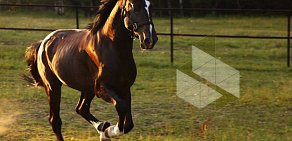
121 0 158 49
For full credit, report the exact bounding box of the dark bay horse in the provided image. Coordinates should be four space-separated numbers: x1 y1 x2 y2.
24 0 158 140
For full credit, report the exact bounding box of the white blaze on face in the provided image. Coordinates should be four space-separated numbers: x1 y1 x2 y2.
144 0 153 35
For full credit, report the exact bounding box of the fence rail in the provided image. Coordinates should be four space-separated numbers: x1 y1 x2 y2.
0 4 291 67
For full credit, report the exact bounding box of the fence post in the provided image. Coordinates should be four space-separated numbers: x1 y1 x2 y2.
170 9 174 64
288 13 291 67
75 7 79 29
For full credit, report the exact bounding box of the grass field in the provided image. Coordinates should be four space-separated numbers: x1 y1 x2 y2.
0 10 291 141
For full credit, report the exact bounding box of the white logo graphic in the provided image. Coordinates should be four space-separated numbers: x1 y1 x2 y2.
176 46 240 109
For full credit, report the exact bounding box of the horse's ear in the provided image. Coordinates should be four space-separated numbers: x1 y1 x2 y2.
100 0 118 2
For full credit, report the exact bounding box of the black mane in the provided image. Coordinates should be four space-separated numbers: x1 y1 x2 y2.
87 0 118 34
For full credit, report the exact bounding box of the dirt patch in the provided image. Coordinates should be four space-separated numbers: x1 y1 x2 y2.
0 99 21 135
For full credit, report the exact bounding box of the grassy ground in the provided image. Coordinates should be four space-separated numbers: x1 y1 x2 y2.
0 10 291 140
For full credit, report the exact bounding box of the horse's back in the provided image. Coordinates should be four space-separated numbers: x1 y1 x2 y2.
38 29 97 91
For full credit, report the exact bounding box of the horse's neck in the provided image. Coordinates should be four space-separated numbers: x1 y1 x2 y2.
101 1 132 45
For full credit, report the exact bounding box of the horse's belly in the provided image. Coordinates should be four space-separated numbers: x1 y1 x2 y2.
52 53 97 91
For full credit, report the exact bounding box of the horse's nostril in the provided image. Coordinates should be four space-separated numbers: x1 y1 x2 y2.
144 38 151 45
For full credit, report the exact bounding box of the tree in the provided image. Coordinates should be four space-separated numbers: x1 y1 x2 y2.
179 0 183 16
54 0 64 16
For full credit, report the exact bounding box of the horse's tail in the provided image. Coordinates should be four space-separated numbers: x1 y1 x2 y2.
22 40 43 86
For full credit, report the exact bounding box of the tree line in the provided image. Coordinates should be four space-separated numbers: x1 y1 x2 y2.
155 0 292 9
1 0 291 16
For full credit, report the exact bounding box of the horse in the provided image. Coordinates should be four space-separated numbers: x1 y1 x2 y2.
23 0 158 140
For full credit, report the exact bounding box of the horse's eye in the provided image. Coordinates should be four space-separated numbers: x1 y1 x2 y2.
129 3 134 9
126 2 134 11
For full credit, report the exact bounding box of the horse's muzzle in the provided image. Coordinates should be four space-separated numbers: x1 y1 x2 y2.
141 35 158 49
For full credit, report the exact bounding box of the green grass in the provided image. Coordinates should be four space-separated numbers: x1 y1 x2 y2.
0 10 291 141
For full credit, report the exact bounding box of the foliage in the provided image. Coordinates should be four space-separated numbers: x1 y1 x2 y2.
151 0 292 9
1 0 292 16
1 0 292 9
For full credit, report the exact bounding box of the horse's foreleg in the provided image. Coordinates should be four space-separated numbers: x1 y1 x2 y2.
46 86 63 141
103 92 133 138
123 98 134 134
76 90 111 133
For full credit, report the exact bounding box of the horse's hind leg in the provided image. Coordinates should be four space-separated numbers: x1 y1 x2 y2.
45 84 63 141
76 89 110 133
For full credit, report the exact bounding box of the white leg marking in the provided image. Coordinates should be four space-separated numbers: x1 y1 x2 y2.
90 121 103 134
91 121 112 140
107 123 123 137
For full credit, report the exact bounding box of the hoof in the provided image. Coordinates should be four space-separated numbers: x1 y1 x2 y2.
104 123 124 137
100 132 111 141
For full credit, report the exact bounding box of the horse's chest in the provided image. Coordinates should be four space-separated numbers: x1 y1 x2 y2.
102 65 137 88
